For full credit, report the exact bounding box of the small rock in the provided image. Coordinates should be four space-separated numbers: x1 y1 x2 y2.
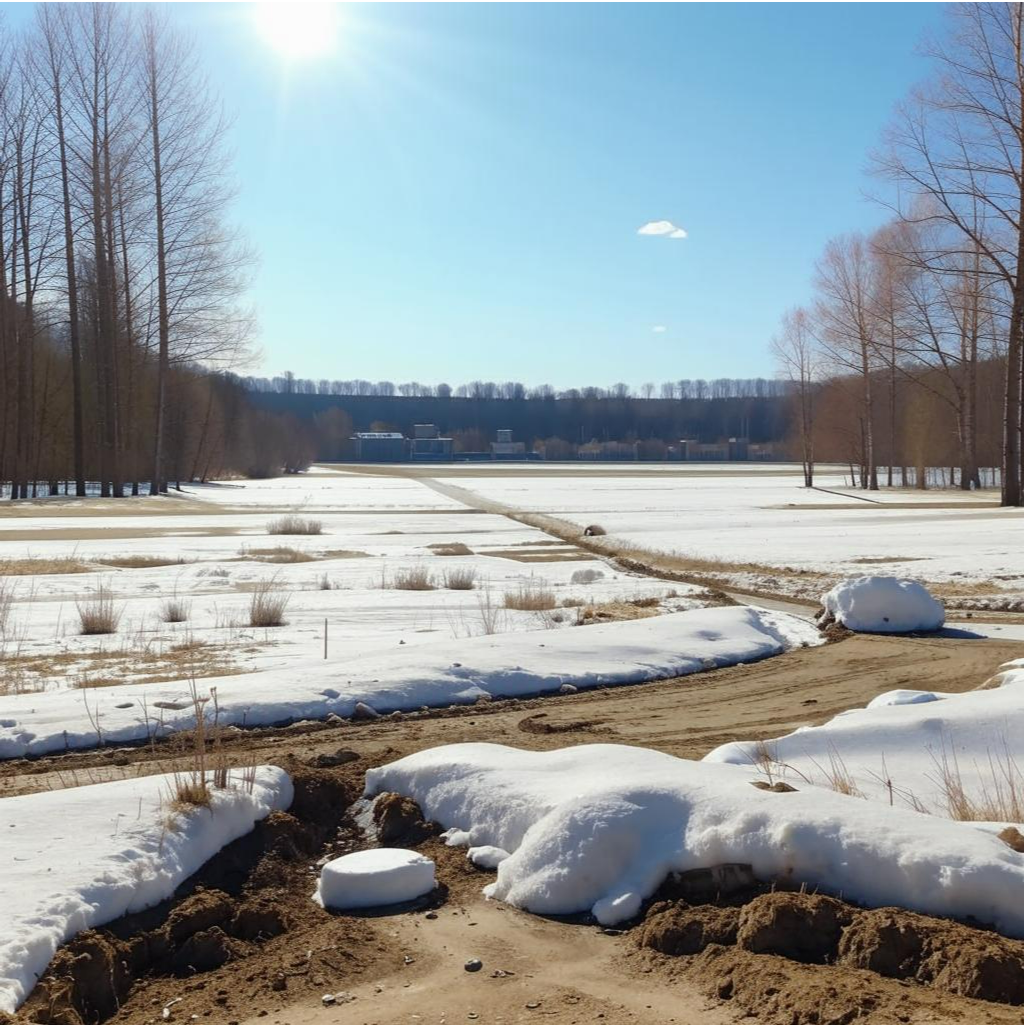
321 994 335 1007
559 684 577 694
464 958 483 972
270 975 286 992
352 701 380 720
425 911 438 920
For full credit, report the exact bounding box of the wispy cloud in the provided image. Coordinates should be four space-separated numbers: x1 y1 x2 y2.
652 325 667 333
637 220 687 239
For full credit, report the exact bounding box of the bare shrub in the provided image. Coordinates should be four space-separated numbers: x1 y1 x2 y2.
267 514 323 536
318 572 333 590
476 587 503 635
504 580 556 611
570 568 604 585
0 580 13 634
393 565 436 591
248 579 290 627
77 586 124 635
159 596 191 623
442 567 477 590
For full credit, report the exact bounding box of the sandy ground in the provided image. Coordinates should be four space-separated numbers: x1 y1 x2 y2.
7 631 1021 1025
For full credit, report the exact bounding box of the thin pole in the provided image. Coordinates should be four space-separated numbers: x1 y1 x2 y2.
323 618 328 659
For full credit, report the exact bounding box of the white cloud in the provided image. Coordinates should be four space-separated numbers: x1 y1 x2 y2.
637 220 687 238
652 325 667 333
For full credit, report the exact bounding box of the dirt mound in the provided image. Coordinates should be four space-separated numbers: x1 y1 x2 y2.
737 892 852 963
997 825 1023 852
838 907 1023 1004
32 932 132 1025
231 895 290 940
639 902 740 955
164 889 234 944
170 926 236 975
372 791 431 843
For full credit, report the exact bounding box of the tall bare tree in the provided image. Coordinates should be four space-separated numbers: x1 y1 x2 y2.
772 307 818 486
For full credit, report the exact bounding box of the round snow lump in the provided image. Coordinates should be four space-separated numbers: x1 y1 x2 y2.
314 848 436 910
821 576 944 634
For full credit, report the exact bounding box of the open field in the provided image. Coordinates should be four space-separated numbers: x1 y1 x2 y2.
0 463 1021 1023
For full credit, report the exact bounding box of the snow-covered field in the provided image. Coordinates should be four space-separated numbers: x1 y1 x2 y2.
434 465 1022 604
0 766 291 1014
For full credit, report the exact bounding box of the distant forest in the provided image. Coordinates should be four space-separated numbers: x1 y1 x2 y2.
240 376 792 459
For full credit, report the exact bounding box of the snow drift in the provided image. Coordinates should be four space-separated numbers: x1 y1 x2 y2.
0 606 821 758
820 575 945 633
314 849 436 909
0 767 292 1015
705 659 1024 818
365 742 1023 936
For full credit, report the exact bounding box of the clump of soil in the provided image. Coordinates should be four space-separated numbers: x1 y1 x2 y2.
737 892 853 963
372 791 433 843
637 889 1024 1007
997 825 1023 852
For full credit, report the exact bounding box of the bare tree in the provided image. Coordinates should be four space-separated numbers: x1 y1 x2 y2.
772 307 818 486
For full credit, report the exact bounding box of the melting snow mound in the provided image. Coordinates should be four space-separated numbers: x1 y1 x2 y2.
314 849 436 910
365 743 1023 936
821 576 944 633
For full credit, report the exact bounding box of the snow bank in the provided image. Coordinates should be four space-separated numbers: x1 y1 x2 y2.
0 767 292 1014
705 660 1024 818
314 849 435 909
0 606 821 758
365 743 1023 936
821 576 945 633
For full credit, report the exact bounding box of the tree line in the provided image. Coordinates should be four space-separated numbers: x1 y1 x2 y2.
773 3 1022 505
0 4 267 499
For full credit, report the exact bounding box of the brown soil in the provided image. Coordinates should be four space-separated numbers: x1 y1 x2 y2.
3 633 1022 1025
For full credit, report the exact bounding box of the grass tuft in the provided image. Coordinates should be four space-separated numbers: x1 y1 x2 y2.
76 586 124 635
248 578 290 627
504 580 556 611
442 567 477 590
267 514 322 536
393 565 436 590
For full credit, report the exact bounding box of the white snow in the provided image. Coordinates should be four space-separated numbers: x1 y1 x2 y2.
820 576 945 633
0 605 822 758
704 660 1024 819
314 848 436 909
0 766 292 1015
365 742 1024 936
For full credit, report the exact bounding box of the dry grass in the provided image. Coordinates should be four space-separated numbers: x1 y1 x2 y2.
97 555 189 569
928 737 1023 822
427 542 473 556
442 567 478 590
0 556 91 575
809 746 865 799
393 565 436 590
0 579 13 634
248 578 290 627
503 580 556 611
475 587 503 635
267 514 323 536
246 545 317 563
576 599 660 625
159 596 191 623
76 586 124 635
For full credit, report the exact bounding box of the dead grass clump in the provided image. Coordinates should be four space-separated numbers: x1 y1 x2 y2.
248 579 290 627
809 746 865 799
98 555 187 569
267 514 322 536
247 545 316 563
159 596 191 623
443 567 477 590
428 542 473 556
928 738 1023 822
393 565 436 590
76 586 124 635
577 600 659 624
504 580 556 611
0 556 90 575
0 579 13 634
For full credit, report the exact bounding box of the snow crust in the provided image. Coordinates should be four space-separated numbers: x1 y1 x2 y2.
365 742 1023 935
0 605 821 758
314 848 435 909
704 660 1024 818
821 576 945 633
0 767 292 1014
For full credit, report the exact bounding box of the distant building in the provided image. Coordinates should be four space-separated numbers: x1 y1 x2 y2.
491 428 526 459
350 432 407 462
410 424 453 461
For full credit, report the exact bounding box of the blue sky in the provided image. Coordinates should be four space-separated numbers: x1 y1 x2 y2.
7 2 947 389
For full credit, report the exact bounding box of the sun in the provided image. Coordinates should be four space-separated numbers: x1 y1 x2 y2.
253 2 340 60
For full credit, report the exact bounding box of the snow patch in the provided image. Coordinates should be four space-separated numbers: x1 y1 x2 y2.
821 576 945 633
0 767 292 1015
314 849 436 909
365 743 1022 936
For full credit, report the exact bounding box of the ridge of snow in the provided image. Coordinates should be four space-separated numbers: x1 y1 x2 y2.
821 576 945 633
0 766 292 1014
0 606 821 759
365 742 1023 935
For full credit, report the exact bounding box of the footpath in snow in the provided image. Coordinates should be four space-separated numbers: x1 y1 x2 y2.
0 606 821 758
705 658 1024 817
365 742 1023 936
0 766 292 1015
